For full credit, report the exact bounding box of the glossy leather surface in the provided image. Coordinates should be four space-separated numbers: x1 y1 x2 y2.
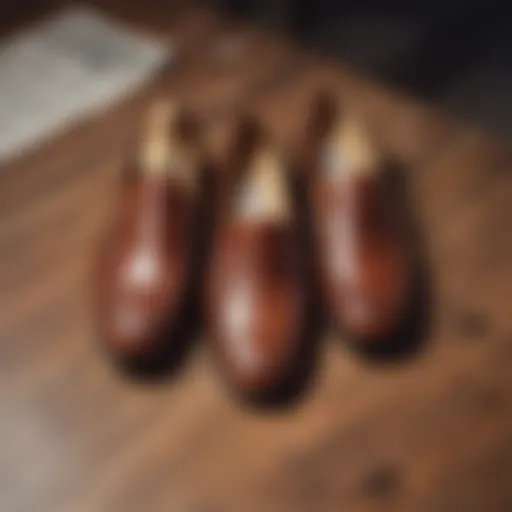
96 175 196 362
312 172 412 344
206 131 309 397
94 102 206 370
208 222 306 394
302 97 414 346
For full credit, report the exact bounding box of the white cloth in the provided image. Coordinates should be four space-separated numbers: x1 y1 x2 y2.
0 5 171 163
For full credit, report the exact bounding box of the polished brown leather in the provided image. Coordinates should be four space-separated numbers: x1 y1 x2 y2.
206 125 309 398
302 98 413 346
312 173 412 344
95 105 206 369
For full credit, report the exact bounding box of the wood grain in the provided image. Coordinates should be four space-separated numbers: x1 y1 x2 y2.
0 4 510 512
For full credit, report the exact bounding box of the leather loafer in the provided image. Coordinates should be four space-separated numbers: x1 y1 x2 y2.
95 101 210 374
301 96 415 349
206 119 312 400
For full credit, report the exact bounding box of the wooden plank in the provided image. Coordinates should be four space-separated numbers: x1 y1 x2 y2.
0 4 511 512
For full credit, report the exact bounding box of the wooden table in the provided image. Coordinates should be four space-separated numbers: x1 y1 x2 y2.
0 4 510 511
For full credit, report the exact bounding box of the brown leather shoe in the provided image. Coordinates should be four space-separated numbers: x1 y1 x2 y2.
206 119 312 401
301 96 415 350
95 101 210 374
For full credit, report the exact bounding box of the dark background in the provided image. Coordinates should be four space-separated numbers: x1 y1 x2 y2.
3 0 510 137
223 0 512 137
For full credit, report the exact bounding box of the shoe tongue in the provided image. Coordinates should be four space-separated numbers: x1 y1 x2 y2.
325 116 377 179
236 147 292 222
139 100 175 177
139 100 199 194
